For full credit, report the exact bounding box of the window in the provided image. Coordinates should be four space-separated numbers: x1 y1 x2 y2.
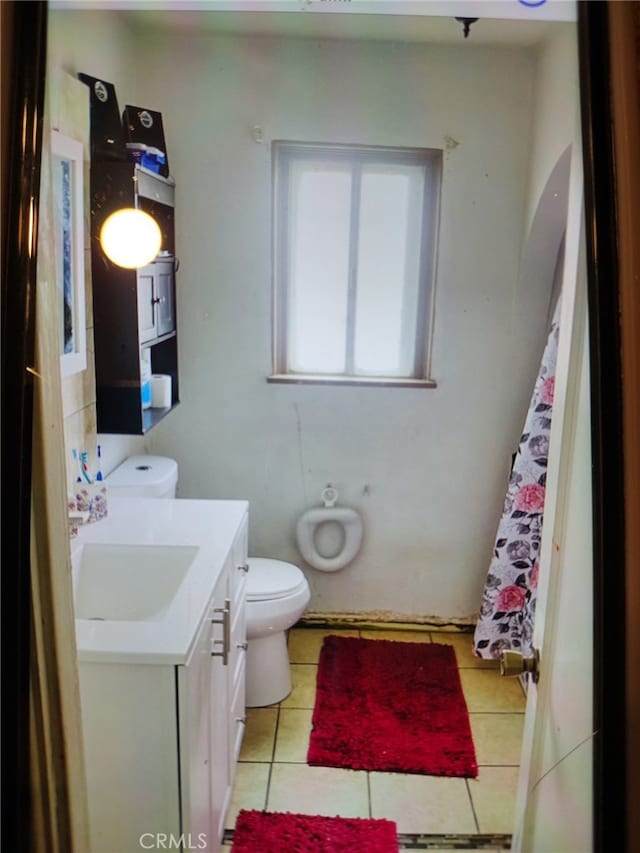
271 142 441 385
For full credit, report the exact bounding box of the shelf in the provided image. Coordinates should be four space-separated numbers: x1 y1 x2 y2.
90 160 179 435
142 403 178 434
140 329 176 350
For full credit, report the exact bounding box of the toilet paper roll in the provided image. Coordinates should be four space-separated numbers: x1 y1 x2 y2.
150 374 172 408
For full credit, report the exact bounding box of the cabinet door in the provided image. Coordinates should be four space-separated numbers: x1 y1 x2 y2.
177 517 248 850
229 514 249 767
155 259 175 338
79 663 180 852
210 568 231 845
177 607 216 851
137 264 157 343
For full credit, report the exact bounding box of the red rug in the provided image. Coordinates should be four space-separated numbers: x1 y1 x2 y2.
307 635 478 777
231 809 397 852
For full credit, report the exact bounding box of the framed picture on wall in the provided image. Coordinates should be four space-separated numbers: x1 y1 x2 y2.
51 129 86 377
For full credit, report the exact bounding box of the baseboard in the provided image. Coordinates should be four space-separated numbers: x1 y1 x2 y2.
298 611 476 633
398 832 511 853
396 833 511 850
223 829 511 850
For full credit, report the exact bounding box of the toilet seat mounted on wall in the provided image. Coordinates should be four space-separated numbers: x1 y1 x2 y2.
296 486 363 572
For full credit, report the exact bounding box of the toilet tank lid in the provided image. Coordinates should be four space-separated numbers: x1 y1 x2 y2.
106 455 178 491
246 558 306 601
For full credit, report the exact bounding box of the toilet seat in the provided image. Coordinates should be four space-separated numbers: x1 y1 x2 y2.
246 558 307 601
296 506 363 572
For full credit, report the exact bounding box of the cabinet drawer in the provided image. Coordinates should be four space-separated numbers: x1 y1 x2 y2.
231 562 248 599
229 622 246 692
229 658 246 768
230 575 246 635
232 514 249 575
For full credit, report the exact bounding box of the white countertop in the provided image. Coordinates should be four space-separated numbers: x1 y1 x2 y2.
72 497 248 666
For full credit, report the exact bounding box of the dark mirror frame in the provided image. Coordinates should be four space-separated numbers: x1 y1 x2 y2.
578 3 627 850
0 1 629 850
1 1 48 849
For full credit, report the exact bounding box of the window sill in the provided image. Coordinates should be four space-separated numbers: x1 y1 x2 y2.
267 374 437 389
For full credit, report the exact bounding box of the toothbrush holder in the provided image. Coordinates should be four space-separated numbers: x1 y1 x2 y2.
70 483 108 525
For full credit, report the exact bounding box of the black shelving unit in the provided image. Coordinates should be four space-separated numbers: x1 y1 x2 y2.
90 161 179 434
80 72 179 435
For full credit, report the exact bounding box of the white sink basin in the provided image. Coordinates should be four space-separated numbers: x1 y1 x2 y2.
73 543 198 622
70 497 249 664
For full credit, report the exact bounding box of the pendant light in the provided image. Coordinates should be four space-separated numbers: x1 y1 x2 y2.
100 207 162 269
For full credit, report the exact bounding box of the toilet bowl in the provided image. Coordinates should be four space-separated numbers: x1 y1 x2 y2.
245 558 311 707
296 486 363 572
105 455 311 708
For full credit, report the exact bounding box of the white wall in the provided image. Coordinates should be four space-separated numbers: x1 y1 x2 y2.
133 28 538 618
525 23 579 236
523 476 593 853
48 10 135 117
516 237 592 853
508 23 579 510
47 13 578 620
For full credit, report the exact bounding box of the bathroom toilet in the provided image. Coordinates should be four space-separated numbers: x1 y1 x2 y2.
105 455 311 707
244 558 311 707
106 454 178 498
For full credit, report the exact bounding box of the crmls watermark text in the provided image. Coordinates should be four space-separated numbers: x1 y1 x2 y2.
139 833 207 850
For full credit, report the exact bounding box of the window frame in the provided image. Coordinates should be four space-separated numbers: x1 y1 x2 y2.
270 141 441 387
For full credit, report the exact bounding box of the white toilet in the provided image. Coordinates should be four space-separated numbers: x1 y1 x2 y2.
244 557 310 707
105 455 311 708
106 454 178 498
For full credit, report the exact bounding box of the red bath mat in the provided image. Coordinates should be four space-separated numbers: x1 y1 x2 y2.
231 809 397 852
307 635 478 777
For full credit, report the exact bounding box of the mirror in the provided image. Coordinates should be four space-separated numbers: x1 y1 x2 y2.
37 2 619 851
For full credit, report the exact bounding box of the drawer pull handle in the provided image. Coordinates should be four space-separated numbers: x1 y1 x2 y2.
236 642 248 650
211 598 231 665
237 563 250 573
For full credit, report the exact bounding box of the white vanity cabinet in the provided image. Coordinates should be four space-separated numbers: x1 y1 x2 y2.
187 511 248 845
78 507 248 853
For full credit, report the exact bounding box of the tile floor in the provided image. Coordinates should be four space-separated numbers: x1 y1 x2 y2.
223 626 526 851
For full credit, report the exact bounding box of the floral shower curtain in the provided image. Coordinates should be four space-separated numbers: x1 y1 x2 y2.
473 298 561 659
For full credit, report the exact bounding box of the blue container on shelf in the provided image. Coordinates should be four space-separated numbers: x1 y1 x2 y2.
126 143 167 175
140 353 152 410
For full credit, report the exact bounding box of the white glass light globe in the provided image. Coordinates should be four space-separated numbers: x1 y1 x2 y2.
100 208 162 269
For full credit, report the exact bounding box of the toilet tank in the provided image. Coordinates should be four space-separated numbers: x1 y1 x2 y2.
105 455 178 498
